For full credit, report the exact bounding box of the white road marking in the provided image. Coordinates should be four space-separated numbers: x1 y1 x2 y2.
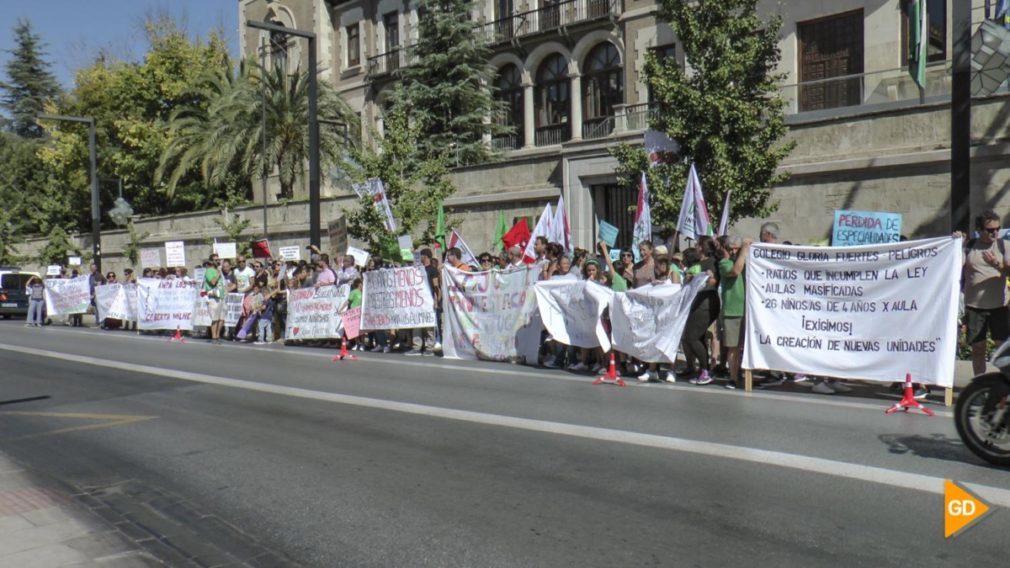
6 325 954 417
0 342 1004 508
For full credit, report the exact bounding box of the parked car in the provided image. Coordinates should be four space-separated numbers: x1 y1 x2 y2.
0 268 42 319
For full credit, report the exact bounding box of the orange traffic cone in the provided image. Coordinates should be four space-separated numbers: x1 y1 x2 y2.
332 336 357 362
885 373 934 416
169 326 185 343
592 352 626 387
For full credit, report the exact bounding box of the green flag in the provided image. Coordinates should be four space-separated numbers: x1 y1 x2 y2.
493 210 508 252
434 201 446 252
908 0 927 89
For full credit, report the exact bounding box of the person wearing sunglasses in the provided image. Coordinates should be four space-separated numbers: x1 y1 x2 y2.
961 209 1010 377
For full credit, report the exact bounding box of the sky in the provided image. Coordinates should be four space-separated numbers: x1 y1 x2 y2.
0 0 239 89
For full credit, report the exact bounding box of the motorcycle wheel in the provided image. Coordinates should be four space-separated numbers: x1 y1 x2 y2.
955 375 1010 467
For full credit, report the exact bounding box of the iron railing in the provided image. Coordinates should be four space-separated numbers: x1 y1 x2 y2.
535 124 570 146
492 133 523 151
778 62 953 115
582 116 614 139
481 0 617 45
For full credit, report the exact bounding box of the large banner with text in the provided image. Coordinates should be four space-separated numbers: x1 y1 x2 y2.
95 283 137 322
136 278 199 331
361 266 436 330
611 278 707 364
285 285 350 341
534 280 614 351
442 265 540 361
742 237 960 386
44 276 91 316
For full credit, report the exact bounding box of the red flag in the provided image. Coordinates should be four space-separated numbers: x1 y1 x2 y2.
502 219 531 251
251 239 272 259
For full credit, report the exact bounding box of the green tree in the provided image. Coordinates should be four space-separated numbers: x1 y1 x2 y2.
158 62 359 201
613 0 794 229
0 19 61 138
211 213 253 258
121 222 151 267
397 0 506 164
40 18 242 222
37 225 81 266
345 100 454 254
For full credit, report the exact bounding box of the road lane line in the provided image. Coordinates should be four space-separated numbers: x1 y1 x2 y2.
0 342 1003 507
0 326 954 417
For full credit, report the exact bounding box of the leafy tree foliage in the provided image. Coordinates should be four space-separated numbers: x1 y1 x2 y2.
345 100 454 255
0 19 61 138
158 62 358 201
612 0 794 229
396 0 506 164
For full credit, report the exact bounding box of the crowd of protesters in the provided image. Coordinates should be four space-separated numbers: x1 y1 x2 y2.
27 210 1002 401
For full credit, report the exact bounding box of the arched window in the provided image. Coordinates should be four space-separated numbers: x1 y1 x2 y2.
535 54 570 145
582 42 623 121
494 64 523 150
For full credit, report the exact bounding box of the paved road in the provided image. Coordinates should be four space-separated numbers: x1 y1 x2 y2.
0 321 1006 567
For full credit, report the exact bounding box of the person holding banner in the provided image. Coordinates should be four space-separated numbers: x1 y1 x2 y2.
26 276 45 327
337 255 359 286
682 248 720 385
407 249 440 356
961 210 1010 376
716 236 750 389
446 248 472 273
202 259 227 344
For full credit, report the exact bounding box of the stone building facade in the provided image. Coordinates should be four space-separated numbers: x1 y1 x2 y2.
16 0 1003 275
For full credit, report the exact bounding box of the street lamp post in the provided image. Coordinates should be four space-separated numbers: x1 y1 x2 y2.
246 20 320 248
38 114 101 271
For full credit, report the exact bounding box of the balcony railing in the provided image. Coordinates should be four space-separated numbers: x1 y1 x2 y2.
366 45 416 77
582 116 614 139
778 62 953 116
481 0 618 46
623 103 655 131
535 124 570 146
492 133 522 151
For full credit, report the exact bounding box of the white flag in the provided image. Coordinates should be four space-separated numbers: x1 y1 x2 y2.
717 190 732 237
552 195 571 253
524 203 553 262
645 130 679 167
676 163 713 240
448 229 479 267
631 173 652 262
355 178 398 232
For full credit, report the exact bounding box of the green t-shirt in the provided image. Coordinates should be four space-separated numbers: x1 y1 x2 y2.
610 272 629 292
203 267 224 299
719 258 746 318
348 288 363 309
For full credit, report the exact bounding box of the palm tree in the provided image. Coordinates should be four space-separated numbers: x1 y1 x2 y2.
157 62 358 201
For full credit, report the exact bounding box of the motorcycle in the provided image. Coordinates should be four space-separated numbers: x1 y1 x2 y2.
955 339 1010 466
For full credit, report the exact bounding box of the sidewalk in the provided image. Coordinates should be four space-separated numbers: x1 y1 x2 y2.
0 452 157 567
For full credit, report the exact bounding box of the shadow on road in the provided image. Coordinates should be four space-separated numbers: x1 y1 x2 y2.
0 395 51 406
878 433 986 466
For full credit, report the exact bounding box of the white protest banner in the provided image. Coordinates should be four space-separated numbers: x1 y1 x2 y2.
279 246 301 261
347 246 369 268
742 237 960 386
44 276 91 316
140 248 161 268
46 265 61 276
95 283 137 322
213 242 237 259
136 278 199 331
441 265 540 361
193 268 206 286
165 241 186 267
534 280 614 351
192 297 212 327
361 266 436 330
224 293 245 327
285 285 350 340
610 277 707 363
